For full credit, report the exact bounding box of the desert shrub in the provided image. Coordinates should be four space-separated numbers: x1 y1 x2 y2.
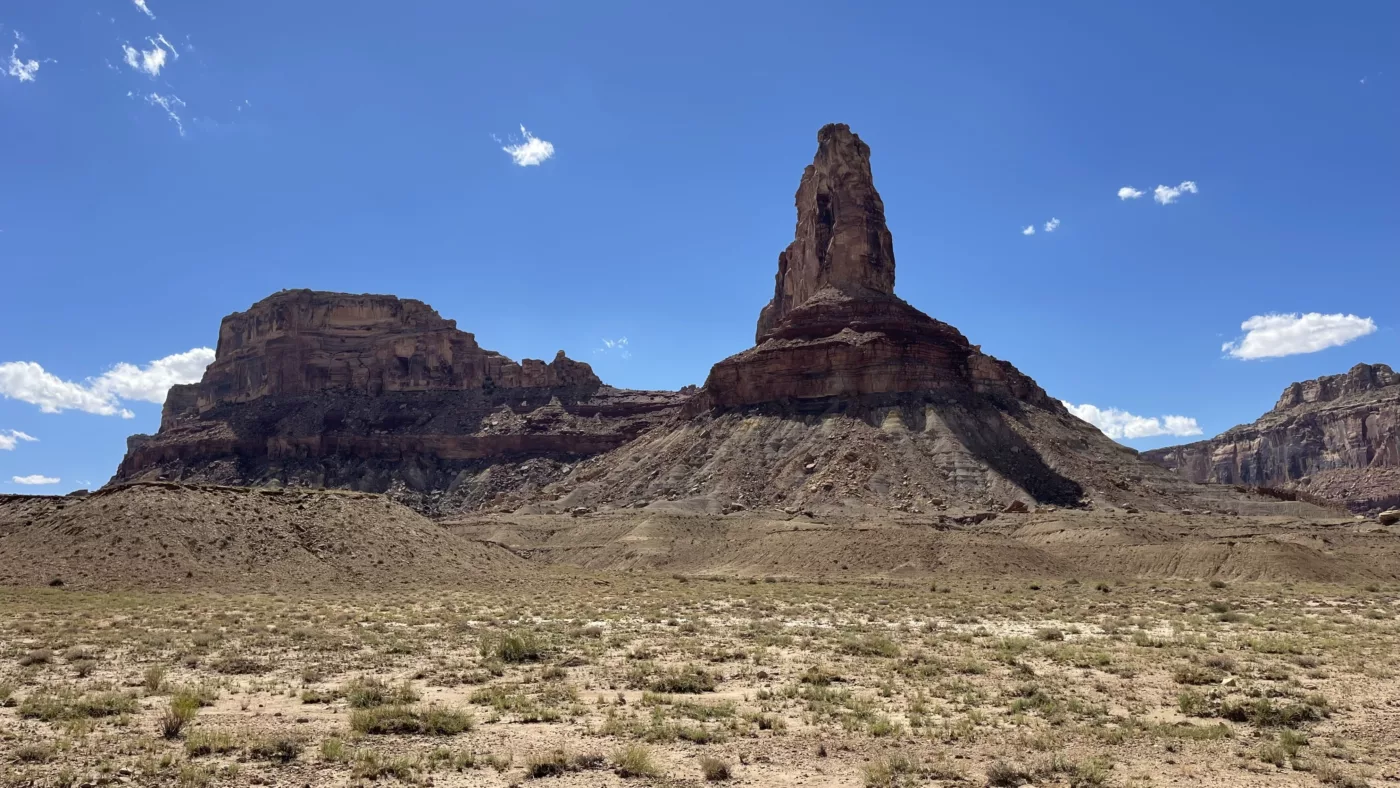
526 749 570 778
19 648 52 666
143 664 167 692
800 665 841 686
699 754 732 781
986 759 1033 787
20 690 138 721
351 751 417 781
247 735 303 762
350 705 473 735
1176 690 1210 717
160 695 199 738
839 633 901 658
1203 654 1237 672
185 730 237 757
647 665 717 694
346 677 418 708
319 737 349 762
1172 664 1222 685
862 753 926 787
613 744 660 778
14 742 56 763
483 630 546 664
1219 697 1325 728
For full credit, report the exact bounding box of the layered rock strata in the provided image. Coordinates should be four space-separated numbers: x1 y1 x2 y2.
1145 364 1400 512
113 290 686 514
548 125 1210 513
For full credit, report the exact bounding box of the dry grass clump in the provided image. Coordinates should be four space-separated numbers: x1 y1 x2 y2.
349 705 474 735
613 744 661 778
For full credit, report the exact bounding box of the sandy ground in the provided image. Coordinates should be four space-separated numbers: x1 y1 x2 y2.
2 572 1398 787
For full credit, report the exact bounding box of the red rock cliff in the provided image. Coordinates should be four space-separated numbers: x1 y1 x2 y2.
113 291 685 515
1144 364 1400 512
201 290 599 407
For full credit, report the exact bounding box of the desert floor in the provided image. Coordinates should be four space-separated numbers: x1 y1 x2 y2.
2 571 1397 787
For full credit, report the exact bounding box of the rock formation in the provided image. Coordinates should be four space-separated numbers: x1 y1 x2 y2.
546 125 1212 514
704 124 1053 410
1145 364 1400 512
113 290 687 514
753 124 895 341
112 126 1256 518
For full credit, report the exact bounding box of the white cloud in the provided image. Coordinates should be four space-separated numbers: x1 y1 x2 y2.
132 0 155 19
594 337 631 360
0 363 135 417
12 474 59 485
1222 313 1377 360
1117 186 1144 200
1021 225 1035 236
0 430 37 451
145 92 187 136
95 347 214 403
501 125 555 167
122 36 175 77
0 347 213 418
1043 218 1060 233
1062 401 1204 441
6 34 40 83
1153 180 1199 205
155 34 178 59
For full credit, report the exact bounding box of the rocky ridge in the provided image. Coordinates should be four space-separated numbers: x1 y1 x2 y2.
114 290 687 514
1145 363 1400 512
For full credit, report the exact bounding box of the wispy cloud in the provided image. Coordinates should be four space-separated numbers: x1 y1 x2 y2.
0 347 214 418
0 430 37 451
1062 401 1203 441
1043 217 1060 233
145 92 187 135
122 36 175 77
12 474 59 485
594 337 631 360
1117 186 1144 200
132 0 156 19
1222 313 1377 360
6 32 40 83
1153 180 1199 205
500 125 555 167
1021 225 1035 236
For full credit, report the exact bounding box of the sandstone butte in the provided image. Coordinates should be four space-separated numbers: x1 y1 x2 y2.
116 290 689 514
1145 363 1400 513
112 123 1388 516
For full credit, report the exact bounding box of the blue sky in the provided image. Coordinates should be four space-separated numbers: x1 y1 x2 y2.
1 1 1396 492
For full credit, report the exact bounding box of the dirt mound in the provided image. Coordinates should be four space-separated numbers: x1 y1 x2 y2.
0 483 523 590
449 507 1400 583
535 394 1236 515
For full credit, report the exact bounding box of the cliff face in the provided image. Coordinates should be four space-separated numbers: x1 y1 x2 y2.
1143 364 1400 511
201 291 599 406
113 290 686 514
